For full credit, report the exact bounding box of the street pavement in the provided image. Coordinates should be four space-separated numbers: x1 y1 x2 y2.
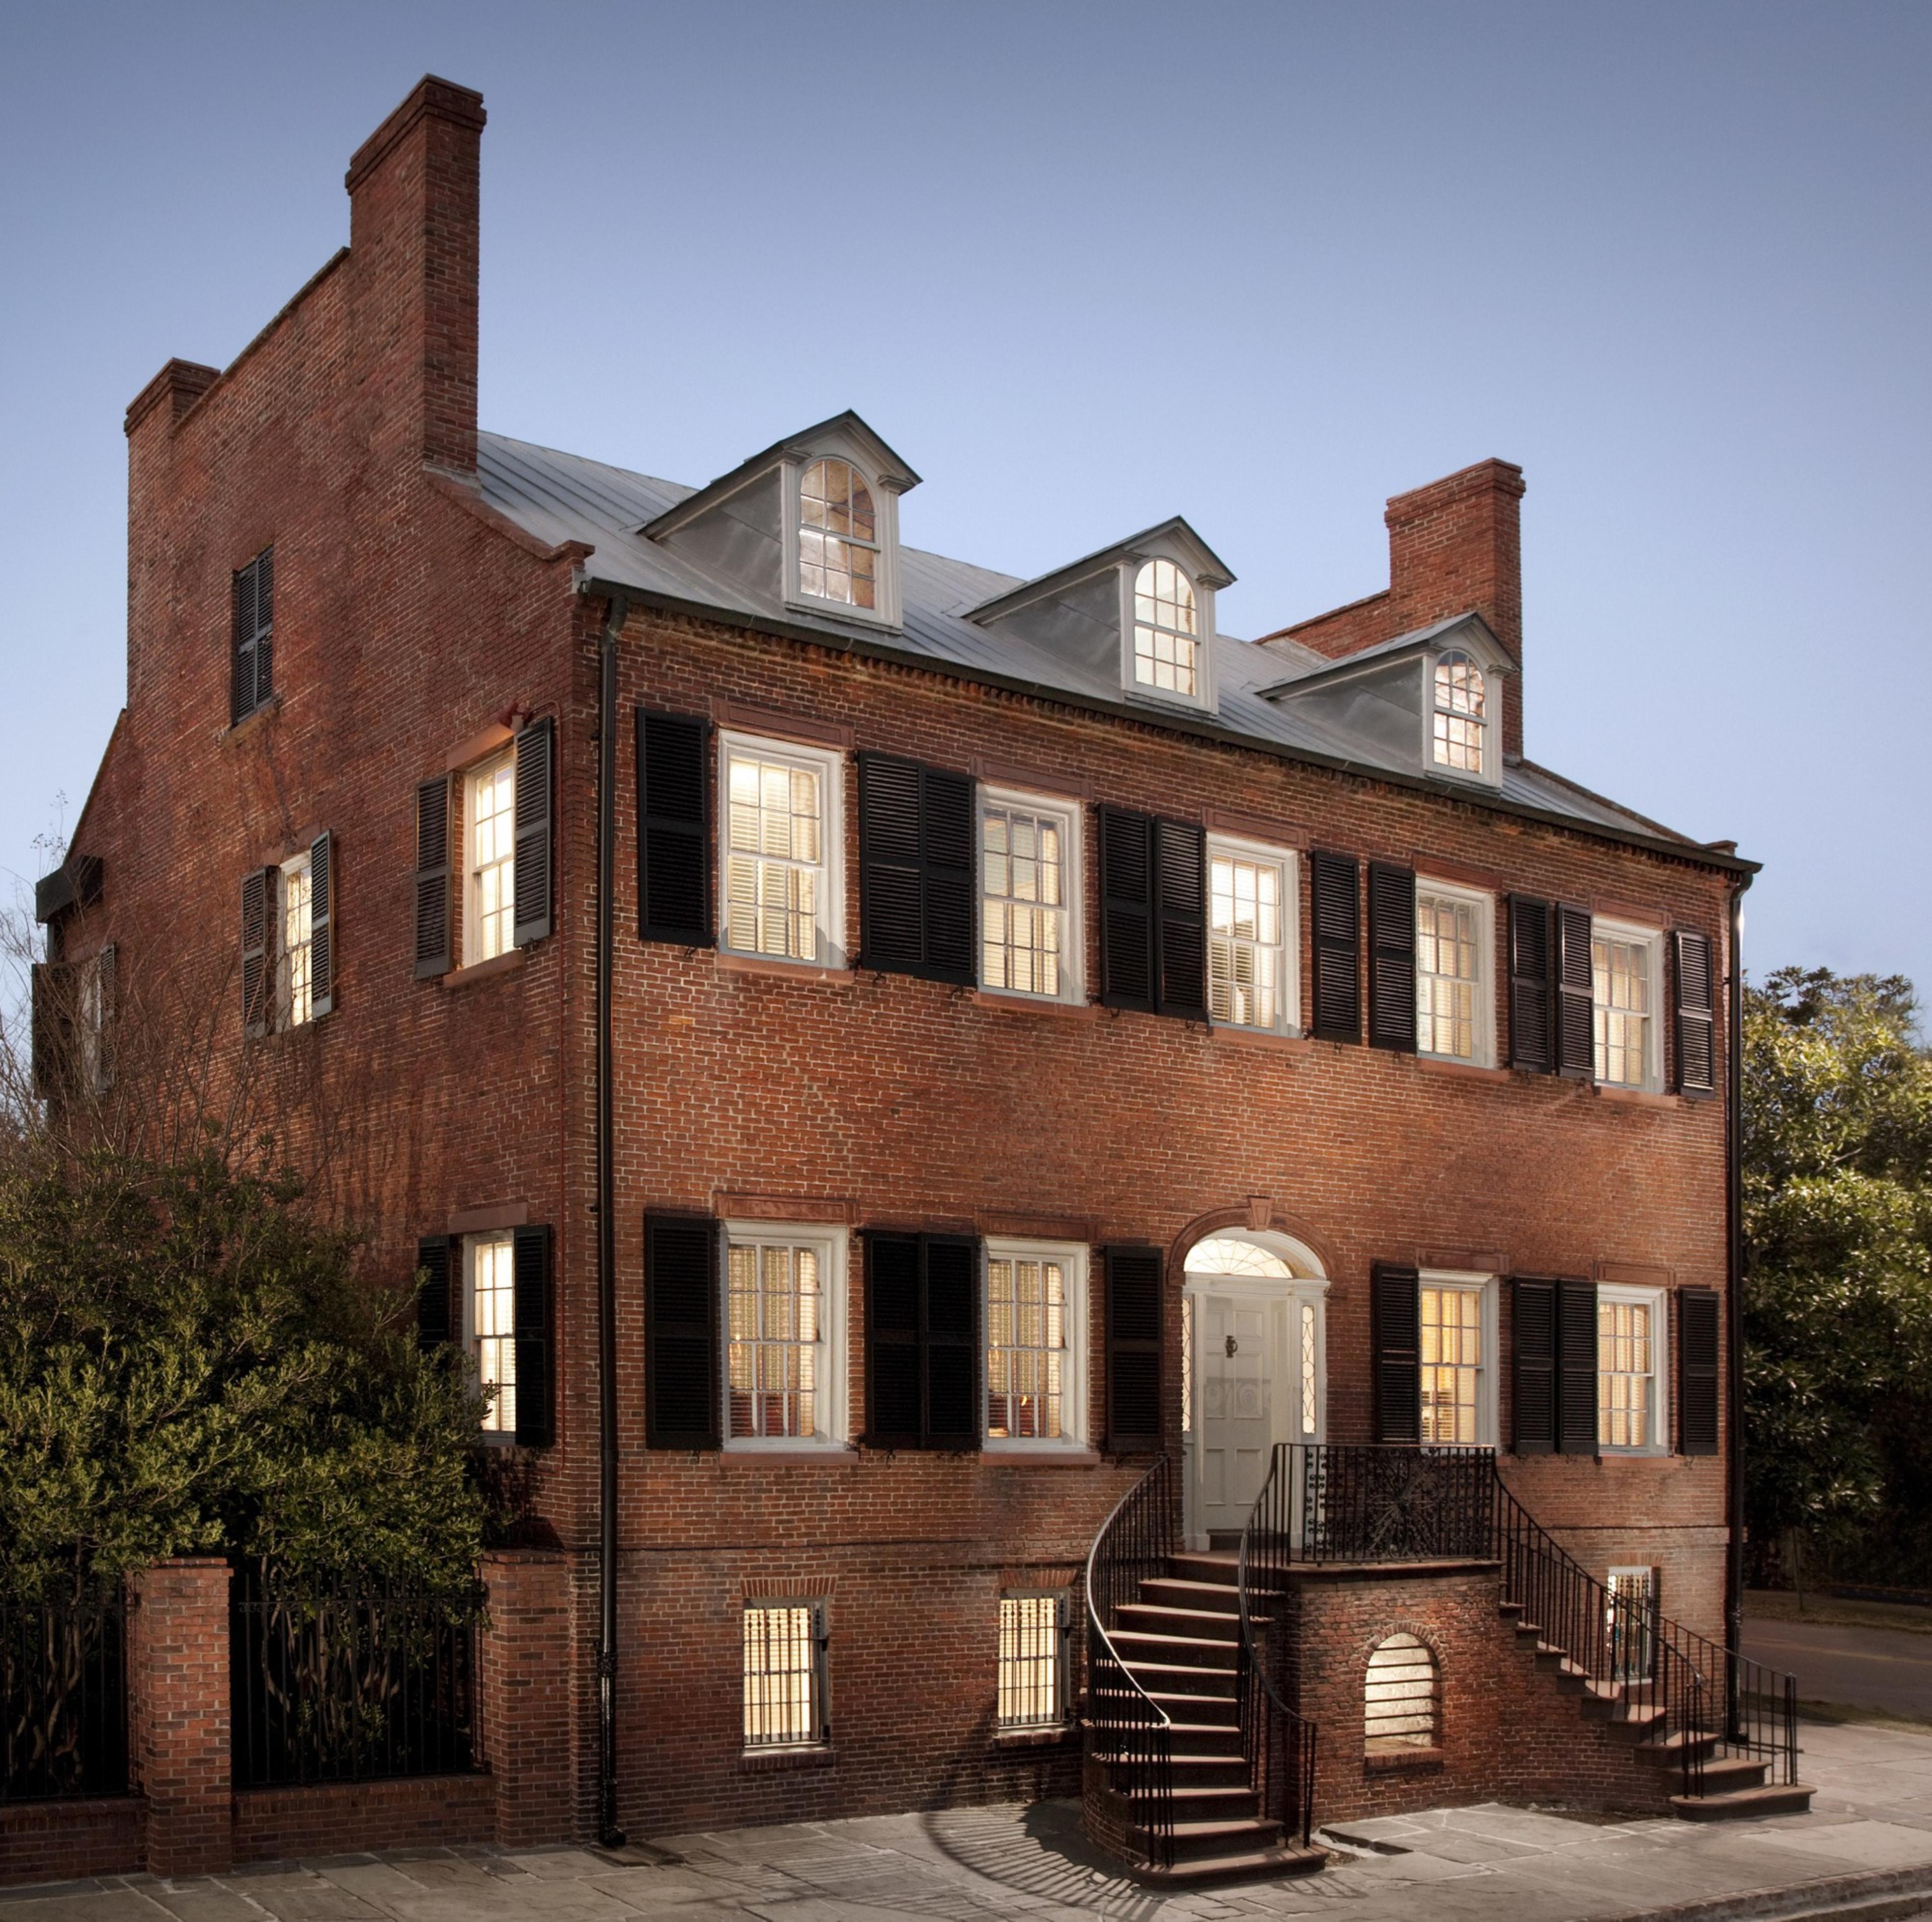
1746 1615 1932 1719
9 1717 1932 1921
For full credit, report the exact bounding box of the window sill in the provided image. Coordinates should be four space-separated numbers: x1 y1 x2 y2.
740 1744 835 1773
1209 1025 1310 1052
1414 1054 1508 1081
220 693 283 746
971 991 1100 1021
1593 1084 1681 1109
715 950 853 985
992 1723 1076 1750
722 1445 858 1463
1597 1447 1673 1462
1365 1745 1443 1775
983 1447 1105 1467
442 950 525 991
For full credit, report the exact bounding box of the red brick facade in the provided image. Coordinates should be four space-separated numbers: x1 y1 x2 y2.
36 74 1749 1866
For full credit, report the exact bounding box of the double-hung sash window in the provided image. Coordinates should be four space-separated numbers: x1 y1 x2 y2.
720 734 842 966
1419 1276 1493 1445
998 1592 1070 1727
1598 1285 1667 1452
1415 881 1492 1065
467 750 517 964
469 1232 517 1437
1429 650 1487 776
1132 558 1200 697
280 851 314 1027
723 1225 847 1449
980 790 1080 1001
743 1601 829 1749
985 1241 1086 1449
1206 838 1297 1033
1592 922 1661 1089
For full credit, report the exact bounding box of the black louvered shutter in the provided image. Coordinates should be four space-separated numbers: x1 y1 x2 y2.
93 944 117 1093
416 1236 455 1352
924 1234 981 1448
414 776 452 978
1155 819 1208 1020
241 866 273 1037
1555 905 1594 1079
513 718 554 947
637 710 713 945
1310 850 1361 1041
1507 896 1554 1072
1367 864 1418 1052
231 547 273 724
512 1224 555 1449
1679 1288 1720 1455
1104 1246 1164 1450
923 770 977 984
859 756 925 973
1557 1279 1599 1455
30 961 72 1101
1673 931 1716 1097
309 831 334 1018
1372 1263 1422 1443
1512 1278 1557 1454
645 1214 719 1449
1099 807 1156 1012
864 1232 923 1446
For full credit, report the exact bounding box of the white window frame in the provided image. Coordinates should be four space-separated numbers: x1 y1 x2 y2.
463 747 517 967
721 1222 850 1452
977 785 1084 1005
1418 1271 1497 1448
465 1230 517 1441
998 1589 1072 1729
1204 835 1301 1036
76 949 109 1094
716 730 846 969
742 1598 831 1751
1424 650 1500 788
1116 558 1219 714
1597 1282 1669 1455
1591 918 1664 1093
279 850 314 1029
1413 878 1494 1067
983 1239 1089 1454
782 456 903 630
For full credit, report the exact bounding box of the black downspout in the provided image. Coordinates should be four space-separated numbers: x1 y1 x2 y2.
595 591 629 1848
1724 875 1751 1684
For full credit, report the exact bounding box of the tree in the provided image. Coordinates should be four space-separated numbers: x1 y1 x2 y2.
1743 966 1932 1581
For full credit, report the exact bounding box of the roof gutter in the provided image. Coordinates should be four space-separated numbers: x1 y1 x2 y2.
594 589 629 1848
574 574 1758 880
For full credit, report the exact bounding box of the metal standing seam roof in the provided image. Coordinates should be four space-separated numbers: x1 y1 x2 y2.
474 431 1733 865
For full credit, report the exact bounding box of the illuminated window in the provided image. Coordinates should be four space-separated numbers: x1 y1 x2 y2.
981 796 1074 999
998 1593 1068 1727
1132 559 1199 697
1416 887 1484 1061
1607 1566 1657 1682
723 1225 846 1449
720 735 841 966
467 750 516 963
1181 1294 1193 1437
1364 1635 1438 1752
1420 1284 1483 1445
469 1232 517 1437
1301 1301 1319 1439
1209 847 1287 1030
743 1602 827 1748
1598 1288 1665 1451
798 459 877 610
1593 927 1658 1089
1430 651 1486 775
280 852 313 1027
1185 1236 1293 1279
985 1242 1085 1448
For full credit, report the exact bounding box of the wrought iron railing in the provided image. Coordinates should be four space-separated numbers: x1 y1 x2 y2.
1081 1457 1175 1873
1236 1455 1318 1848
0 1582 128 1802
230 1560 482 1789
1290 1440 1495 1562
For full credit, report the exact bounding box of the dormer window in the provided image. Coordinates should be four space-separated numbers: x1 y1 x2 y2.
1430 650 1487 776
798 458 878 610
1133 559 1199 698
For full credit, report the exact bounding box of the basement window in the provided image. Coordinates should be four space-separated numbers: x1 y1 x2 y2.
998 1592 1070 1728
743 1602 829 1750
1364 1634 1438 1752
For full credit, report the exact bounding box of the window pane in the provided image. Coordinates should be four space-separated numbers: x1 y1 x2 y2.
1430 653 1486 774
1598 1297 1655 1448
725 754 825 961
282 858 313 1027
470 755 517 962
1209 852 1283 1028
1420 1286 1481 1444
1416 893 1479 1059
981 805 1064 997
1132 558 1200 695
728 1240 824 1440
472 1235 517 1435
798 459 878 606
986 1256 1066 1440
1592 936 1652 1086
998 1594 1063 1726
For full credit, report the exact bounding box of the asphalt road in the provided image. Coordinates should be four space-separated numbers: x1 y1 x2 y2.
1745 1615 1932 1717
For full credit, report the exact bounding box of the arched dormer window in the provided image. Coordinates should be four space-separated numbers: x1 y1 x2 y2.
1132 559 1199 697
798 458 877 611
1364 1634 1438 1751
1430 651 1487 776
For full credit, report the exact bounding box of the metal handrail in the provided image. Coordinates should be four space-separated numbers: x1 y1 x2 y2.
1236 1455 1320 1848
1082 1457 1176 1872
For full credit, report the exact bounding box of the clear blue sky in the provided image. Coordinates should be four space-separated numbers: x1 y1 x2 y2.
3 3 1927 992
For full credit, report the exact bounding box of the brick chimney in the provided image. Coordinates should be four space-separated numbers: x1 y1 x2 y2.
1268 457 1527 759
345 76 486 474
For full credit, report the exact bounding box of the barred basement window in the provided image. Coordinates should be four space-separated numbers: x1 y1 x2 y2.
743 1602 827 1749
1364 1634 1438 1752
1607 1566 1657 1683
998 1593 1069 1727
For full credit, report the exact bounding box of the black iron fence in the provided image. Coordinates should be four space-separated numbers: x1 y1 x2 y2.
1081 1457 1175 1873
1236 1456 1319 1848
230 1561 482 1789
0 1583 128 1802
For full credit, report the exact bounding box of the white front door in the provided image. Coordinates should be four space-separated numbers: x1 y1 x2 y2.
1195 1290 1274 1538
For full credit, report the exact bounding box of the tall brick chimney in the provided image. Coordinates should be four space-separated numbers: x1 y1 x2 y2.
345 76 486 474
1268 457 1527 759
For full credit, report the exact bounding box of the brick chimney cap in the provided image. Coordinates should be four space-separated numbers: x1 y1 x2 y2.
346 75 487 194
1385 457 1525 524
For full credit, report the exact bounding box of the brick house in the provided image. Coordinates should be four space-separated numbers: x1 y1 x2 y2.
28 74 1797 1885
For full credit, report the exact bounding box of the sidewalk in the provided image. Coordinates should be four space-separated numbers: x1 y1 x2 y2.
8 1717 1932 1922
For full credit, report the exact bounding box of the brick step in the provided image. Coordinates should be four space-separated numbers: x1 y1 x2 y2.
1142 1691 1240 1725
1123 1659 1239 1699
1111 1629 1240 1671
1668 1781 1815 1821
1092 1751 1251 1787
1115 1602 1256 1642
1126 1783 1261 1822
1130 1839 1327 1889
1167 1552 1244 1589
